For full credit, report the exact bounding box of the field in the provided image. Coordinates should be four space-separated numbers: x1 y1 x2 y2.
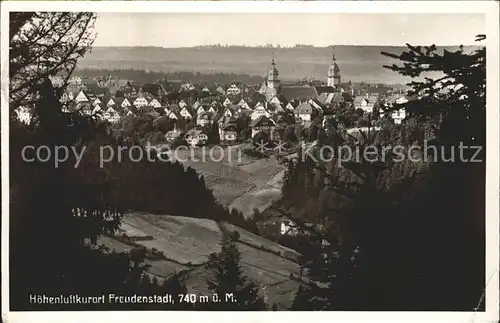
170 145 285 217
98 212 305 309
78 45 469 83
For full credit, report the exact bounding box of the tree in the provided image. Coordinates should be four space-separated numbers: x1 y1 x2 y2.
162 272 193 310
252 131 271 147
8 13 231 310
283 125 297 143
153 115 175 133
171 135 188 149
203 236 268 310
285 35 486 311
9 13 96 110
306 124 319 142
236 114 251 140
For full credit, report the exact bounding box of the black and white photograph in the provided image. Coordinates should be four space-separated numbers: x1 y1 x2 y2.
1 1 499 322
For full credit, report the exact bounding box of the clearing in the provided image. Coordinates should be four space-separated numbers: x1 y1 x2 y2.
98 212 305 309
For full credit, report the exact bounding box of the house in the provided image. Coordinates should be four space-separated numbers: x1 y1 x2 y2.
15 106 32 125
93 97 102 106
165 80 183 92
318 92 345 105
280 218 299 236
179 100 187 108
59 92 70 103
103 106 121 123
165 127 182 143
218 116 238 144
86 93 96 102
314 86 336 96
251 103 271 121
185 129 208 147
238 98 247 106
180 107 193 119
222 97 232 107
193 101 201 110
168 103 180 112
107 98 116 107
216 85 226 95
202 86 211 93
286 102 296 112
238 99 251 110
86 83 110 98
269 95 281 106
353 95 378 113
382 95 410 124
168 111 180 120
308 99 324 112
79 103 93 116
121 98 131 108
74 90 89 103
68 76 82 86
133 95 148 108
223 108 233 118
279 86 319 103
250 115 277 139
149 98 162 108
258 83 268 95
181 83 196 92
208 106 216 114
92 104 102 115
294 102 315 124
226 84 241 96
196 105 206 115
196 111 214 127
391 107 406 124
273 104 285 114
142 83 165 97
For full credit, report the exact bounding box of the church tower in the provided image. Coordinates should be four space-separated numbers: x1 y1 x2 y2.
327 47 341 87
267 52 280 89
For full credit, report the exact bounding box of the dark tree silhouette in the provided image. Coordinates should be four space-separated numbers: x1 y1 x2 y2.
202 236 268 310
286 36 486 310
9 12 96 109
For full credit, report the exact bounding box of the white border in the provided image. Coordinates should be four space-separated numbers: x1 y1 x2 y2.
1 2 499 323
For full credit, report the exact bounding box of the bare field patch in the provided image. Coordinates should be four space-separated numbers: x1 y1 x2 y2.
145 259 189 279
115 214 223 265
98 212 303 309
182 242 303 310
223 222 300 261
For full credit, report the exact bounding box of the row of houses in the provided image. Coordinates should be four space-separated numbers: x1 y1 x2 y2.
17 49 410 128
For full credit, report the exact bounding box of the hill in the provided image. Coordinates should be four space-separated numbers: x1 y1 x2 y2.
79 45 474 84
98 212 305 309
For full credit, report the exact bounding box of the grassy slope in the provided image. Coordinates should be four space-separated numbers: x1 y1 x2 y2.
79 45 471 83
98 213 305 309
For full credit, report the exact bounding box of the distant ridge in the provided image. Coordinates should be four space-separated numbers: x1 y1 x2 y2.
80 45 477 83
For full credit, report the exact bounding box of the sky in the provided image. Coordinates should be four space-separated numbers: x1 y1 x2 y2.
93 13 485 48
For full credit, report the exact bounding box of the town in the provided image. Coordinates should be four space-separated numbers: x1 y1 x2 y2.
16 49 411 151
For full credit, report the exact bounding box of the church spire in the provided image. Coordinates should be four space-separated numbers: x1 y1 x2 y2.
327 46 341 87
267 52 279 90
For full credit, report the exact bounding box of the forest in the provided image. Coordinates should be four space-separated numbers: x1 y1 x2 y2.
75 68 265 86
